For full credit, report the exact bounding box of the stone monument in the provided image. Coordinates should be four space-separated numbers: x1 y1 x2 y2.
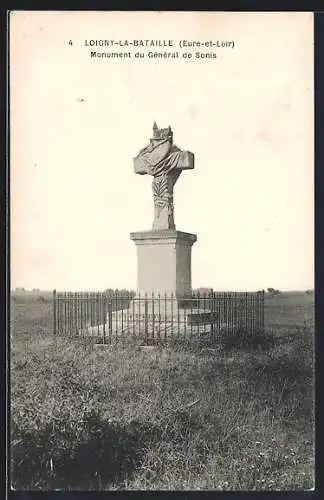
131 122 197 297
82 123 212 340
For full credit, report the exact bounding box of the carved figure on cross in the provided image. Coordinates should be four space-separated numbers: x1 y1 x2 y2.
134 122 194 230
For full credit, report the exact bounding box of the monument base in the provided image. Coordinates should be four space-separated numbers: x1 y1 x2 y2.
130 230 197 297
109 297 214 326
79 298 232 341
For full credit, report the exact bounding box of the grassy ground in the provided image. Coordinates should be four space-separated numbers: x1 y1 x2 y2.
10 291 314 490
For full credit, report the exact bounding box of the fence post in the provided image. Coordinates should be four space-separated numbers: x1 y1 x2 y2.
144 293 148 342
102 293 106 344
108 298 112 343
53 289 57 335
210 291 214 337
152 292 155 343
261 290 265 334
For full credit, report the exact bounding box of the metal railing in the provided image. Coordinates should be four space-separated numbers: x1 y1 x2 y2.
53 290 265 345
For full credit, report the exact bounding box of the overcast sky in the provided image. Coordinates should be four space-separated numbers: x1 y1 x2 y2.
10 11 314 292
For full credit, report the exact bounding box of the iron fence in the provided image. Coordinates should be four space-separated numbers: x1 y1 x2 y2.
53 290 265 345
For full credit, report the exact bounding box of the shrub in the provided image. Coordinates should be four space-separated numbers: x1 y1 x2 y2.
37 296 47 303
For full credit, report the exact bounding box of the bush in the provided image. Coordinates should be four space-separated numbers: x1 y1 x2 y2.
37 296 47 303
267 288 281 297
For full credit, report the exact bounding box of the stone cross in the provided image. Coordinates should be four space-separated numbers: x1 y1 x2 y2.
134 123 194 230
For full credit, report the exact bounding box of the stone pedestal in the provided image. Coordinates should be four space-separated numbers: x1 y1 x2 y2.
130 230 197 297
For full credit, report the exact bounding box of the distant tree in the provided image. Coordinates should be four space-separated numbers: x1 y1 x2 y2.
193 287 214 296
267 287 281 296
37 296 47 303
306 289 314 295
104 288 135 298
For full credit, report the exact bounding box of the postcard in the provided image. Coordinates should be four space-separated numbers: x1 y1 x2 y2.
9 11 314 491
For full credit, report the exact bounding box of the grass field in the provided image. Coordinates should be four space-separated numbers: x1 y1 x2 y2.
10 291 315 490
